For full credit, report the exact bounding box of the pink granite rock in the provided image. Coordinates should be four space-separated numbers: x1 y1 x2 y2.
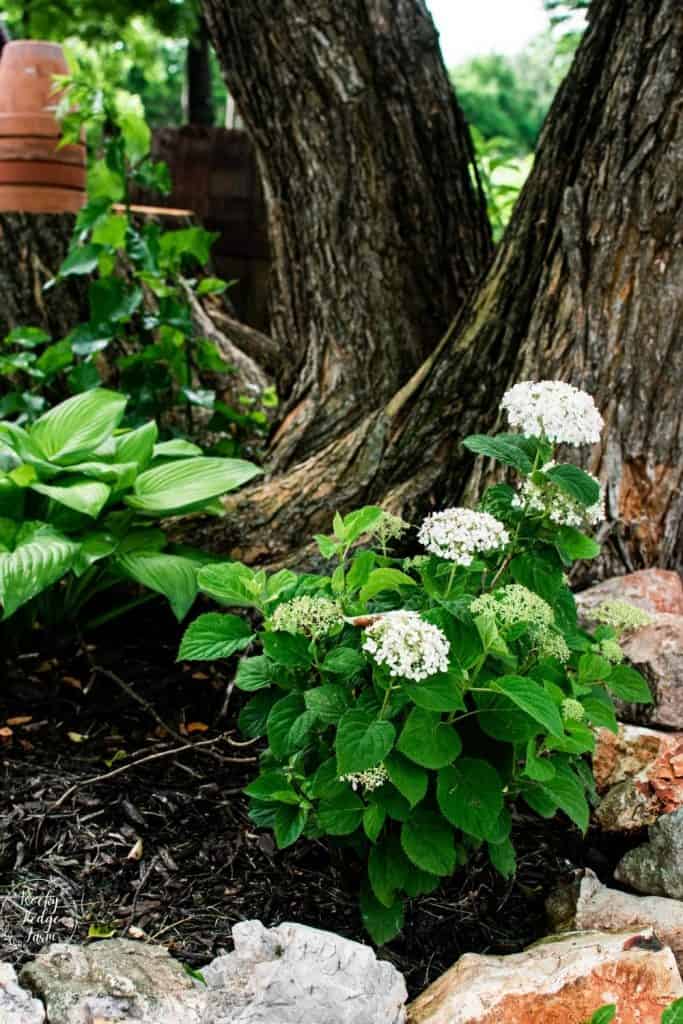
575 571 683 625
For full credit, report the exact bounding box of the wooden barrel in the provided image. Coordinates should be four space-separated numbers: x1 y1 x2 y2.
0 40 86 213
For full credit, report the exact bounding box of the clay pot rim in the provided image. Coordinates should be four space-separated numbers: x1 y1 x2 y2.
1 39 69 52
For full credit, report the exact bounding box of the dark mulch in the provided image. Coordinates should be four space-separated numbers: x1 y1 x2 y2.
0 602 624 997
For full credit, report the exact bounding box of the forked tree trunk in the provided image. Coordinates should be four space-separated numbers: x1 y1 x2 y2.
202 0 493 468
0 213 87 339
192 0 682 579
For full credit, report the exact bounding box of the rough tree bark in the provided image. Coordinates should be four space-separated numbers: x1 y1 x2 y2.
186 15 215 126
191 0 682 580
0 213 88 339
202 0 493 468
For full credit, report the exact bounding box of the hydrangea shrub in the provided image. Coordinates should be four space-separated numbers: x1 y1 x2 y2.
179 381 653 943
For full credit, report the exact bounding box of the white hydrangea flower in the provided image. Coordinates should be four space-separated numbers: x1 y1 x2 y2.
269 595 343 638
418 508 509 566
339 764 388 792
512 461 604 527
363 610 450 681
561 698 585 722
501 380 604 446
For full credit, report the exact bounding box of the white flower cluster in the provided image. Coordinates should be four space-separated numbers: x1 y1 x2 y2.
418 508 509 566
363 610 450 681
269 595 343 639
471 584 570 663
340 764 388 793
512 461 604 527
561 698 585 722
593 599 652 636
501 380 604 446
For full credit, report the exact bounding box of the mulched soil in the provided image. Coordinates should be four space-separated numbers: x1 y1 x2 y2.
0 601 637 996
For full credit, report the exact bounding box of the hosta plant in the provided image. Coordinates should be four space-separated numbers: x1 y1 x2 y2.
179 381 652 944
0 388 261 627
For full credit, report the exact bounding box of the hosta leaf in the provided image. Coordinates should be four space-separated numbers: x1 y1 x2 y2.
117 551 200 621
401 809 455 876
31 477 111 518
126 457 262 515
0 522 78 619
30 389 127 464
115 421 158 470
152 439 203 459
178 611 253 659
335 709 395 776
437 759 504 841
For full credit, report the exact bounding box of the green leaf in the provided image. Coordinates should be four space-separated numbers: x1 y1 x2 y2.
117 551 200 621
0 522 78 619
72 531 117 576
197 276 229 295
582 690 618 732
335 709 395 776
235 655 272 692
578 653 612 683
263 631 312 668
4 326 50 349
402 671 466 712
30 389 127 463
244 770 299 804
59 243 103 277
274 805 308 849
115 421 158 470
340 506 384 544
89 279 143 329
372 785 411 822
586 1006 617 1024
159 227 218 268
239 690 278 739
360 884 404 945
31 477 110 518
36 340 73 376
309 758 347 801
545 464 600 506
318 790 364 835
385 752 428 808
437 759 504 841
555 526 601 560
463 434 533 474
662 999 683 1024
153 439 204 459
524 739 556 782
126 457 262 515
321 647 365 677
607 665 653 704
267 694 317 758
401 809 455 876
91 212 128 249
492 675 564 737
198 561 261 609
368 837 409 907
397 707 461 769
304 684 350 723
488 837 516 878
359 568 416 603
363 803 386 842
178 611 253 659
540 764 589 831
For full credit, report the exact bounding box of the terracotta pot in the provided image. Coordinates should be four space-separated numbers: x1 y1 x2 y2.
0 40 86 213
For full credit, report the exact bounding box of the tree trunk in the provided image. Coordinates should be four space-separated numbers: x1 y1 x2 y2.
186 15 215 126
0 213 88 340
189 0 682 580
202 0 493 468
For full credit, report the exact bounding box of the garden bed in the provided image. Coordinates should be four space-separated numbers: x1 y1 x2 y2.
0 601 637 996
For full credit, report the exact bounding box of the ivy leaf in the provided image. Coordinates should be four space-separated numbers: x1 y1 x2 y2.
437 758 504 841
335 710 395 776
401 809 455 876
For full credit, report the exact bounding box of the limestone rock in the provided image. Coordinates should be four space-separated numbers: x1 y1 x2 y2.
407 929 683 1024
593 778 661 832
19 938 206 1024
201 920 407 1024
616 807 683 900
572 869 683 971
618 614 683 728
575 570 683 625
0 962 45 1023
